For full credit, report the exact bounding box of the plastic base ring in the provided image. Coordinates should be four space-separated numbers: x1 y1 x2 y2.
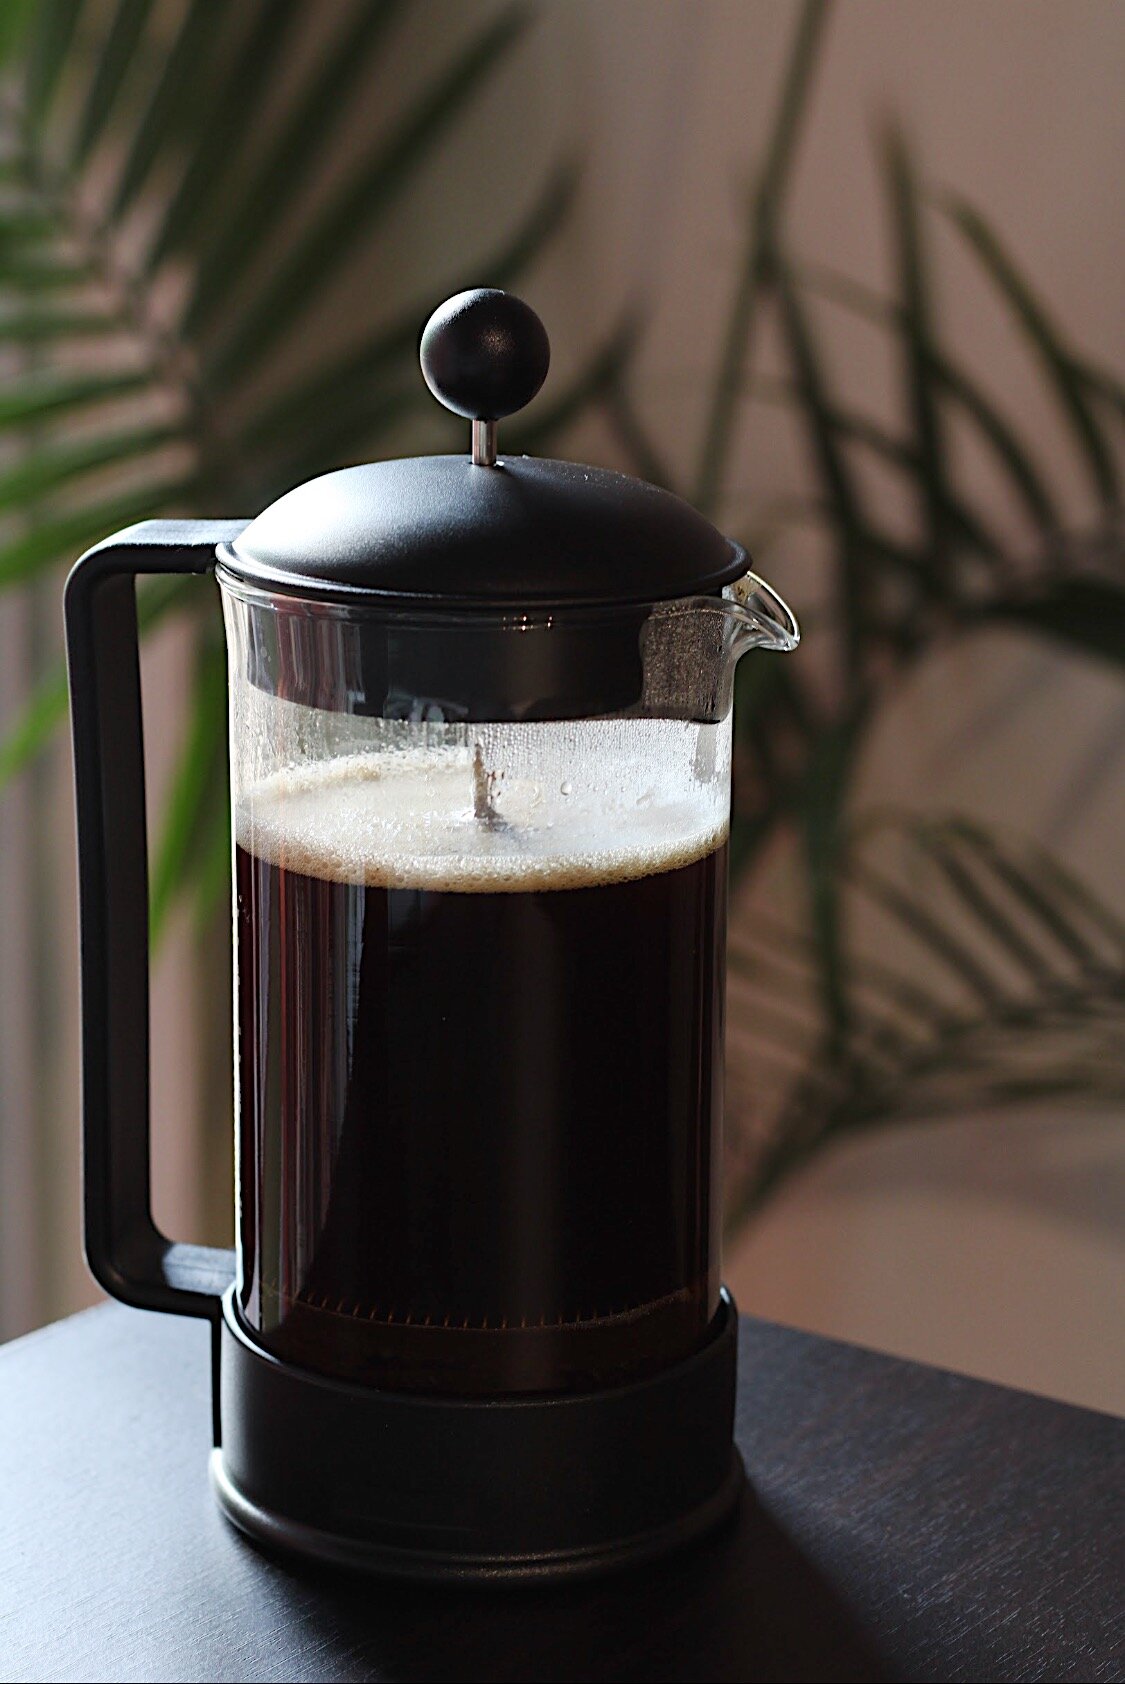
212 1287 744 1584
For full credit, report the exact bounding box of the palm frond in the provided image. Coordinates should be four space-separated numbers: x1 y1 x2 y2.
70 0 152 168
799 707 869 1053
984 576 1125 671
748 376 1006 563
0 0 581 937
108 0 217 219
0 478 190 585
774 257 915 650
939 194 1120 510
149 637 226 945
717 128 1125 1233
506 314 642 452
0 660 68 787
1077 363 1125 431
693 0 830 511
0 370 149 429
145 0 303 269
0 573 190 789
0 306 124 341
181 0 407 338
4 0 1120 1245
239 160 577 467
190 795 232 936
22 0 82 128
882 125 958 571
0 1 36 68
0 422 178 509
206 5 528 385
726 814 1125 1224
0 1 566 587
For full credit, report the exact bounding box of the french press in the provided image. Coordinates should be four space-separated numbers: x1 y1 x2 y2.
66 290 798 1581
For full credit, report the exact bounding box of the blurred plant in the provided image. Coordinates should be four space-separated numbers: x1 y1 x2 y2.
603 0 1125 1224
726 814 1125 1225
0 0 624 936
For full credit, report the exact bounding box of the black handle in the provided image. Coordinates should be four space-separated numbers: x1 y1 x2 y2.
65 519 248 1321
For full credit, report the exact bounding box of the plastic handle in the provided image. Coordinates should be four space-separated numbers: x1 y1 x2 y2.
65 519 248 1321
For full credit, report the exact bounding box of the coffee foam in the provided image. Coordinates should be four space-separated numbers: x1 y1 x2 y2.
236 751 727 893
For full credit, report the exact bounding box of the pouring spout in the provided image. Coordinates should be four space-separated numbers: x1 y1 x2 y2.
722 569 801 654
638 566 799 723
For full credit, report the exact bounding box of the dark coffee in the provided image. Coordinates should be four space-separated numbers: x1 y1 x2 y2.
234 767 726 1397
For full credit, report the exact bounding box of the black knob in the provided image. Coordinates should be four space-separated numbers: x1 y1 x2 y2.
420 289 550 422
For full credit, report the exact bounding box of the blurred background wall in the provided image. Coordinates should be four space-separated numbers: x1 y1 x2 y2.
0 0 1121 1412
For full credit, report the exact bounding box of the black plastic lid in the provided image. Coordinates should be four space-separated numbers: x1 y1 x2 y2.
220 290 745 610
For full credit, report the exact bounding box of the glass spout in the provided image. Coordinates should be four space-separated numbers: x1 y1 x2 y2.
639 568 799 723
723 569 801 655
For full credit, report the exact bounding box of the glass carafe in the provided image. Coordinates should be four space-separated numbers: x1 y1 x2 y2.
221 574 796 1395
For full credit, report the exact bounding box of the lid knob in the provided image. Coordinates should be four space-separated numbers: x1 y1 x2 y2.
420 288 550 466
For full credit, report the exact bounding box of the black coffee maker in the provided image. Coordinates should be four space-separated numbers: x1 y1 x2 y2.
65 290 798 1580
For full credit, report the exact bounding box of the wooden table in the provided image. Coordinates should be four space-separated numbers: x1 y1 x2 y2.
0 1304 1120 1682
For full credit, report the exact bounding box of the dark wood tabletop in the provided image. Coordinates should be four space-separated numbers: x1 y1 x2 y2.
0 1303 1120 1683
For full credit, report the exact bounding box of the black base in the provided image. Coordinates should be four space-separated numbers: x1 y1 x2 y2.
212 1288 744 1584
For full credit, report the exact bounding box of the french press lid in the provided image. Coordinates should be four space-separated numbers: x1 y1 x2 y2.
219 289 746 609
217 290 749 721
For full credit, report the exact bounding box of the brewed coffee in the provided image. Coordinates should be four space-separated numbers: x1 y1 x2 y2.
235 747 727 1395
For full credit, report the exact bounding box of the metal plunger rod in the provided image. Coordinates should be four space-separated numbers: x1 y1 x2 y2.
472 419 498 467
471 741 505 827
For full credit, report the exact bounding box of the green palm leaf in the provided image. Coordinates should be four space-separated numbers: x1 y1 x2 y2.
0 574 190 790
149 638 227 944
0 306 122 342
719 111 1124 1235
240 161 577 462
882 125 957 570
0 662 68 788
1078 363 1125 430
0 424 179 509
727 814 1125 1222
0 252 95 290
798 264 1073 538
22 0 83 126
0 0 584 942
0 0 36 67
108 0 216 218
208 4 530 385
694 0 830 511
70 0 152 167
749 377 1005 563
774 264 865 558
0 479 190 586
0 370 149 429
181 0 407 337
773 256 925 640
146 0 303 268
939 193 1119 509
506 314 642 451
190 797 232 935
984 577 1125 671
